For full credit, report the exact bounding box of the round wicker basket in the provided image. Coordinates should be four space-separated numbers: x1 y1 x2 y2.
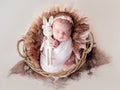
16 7 95 78
17 32 94 78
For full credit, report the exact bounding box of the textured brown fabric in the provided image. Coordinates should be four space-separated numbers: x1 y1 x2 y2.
22 7 90 67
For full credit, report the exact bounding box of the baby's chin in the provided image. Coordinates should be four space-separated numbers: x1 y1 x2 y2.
56 38 68 42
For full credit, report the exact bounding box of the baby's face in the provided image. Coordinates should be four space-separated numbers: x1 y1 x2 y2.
52 20 72 42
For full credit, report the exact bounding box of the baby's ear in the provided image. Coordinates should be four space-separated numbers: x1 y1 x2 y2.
80 30 90 40
43 17 47 25
49 16 54 25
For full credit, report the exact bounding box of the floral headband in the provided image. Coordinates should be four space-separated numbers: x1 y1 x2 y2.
42 15 74 30
53 15 74 25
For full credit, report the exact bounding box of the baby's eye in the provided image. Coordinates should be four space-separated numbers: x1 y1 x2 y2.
63 32 69 36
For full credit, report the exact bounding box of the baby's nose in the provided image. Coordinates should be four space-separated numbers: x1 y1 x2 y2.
58 33 64 38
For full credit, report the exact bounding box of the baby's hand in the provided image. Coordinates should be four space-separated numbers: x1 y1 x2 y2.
52 40 60 48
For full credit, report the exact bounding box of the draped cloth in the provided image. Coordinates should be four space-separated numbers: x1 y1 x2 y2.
40 38 72 73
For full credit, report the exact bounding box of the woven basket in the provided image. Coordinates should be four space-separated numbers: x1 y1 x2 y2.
17 31 94 78
16 7 95 78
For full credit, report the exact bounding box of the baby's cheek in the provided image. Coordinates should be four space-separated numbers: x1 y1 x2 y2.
53 31 57 36
65 36 70 40
54 33 58 37
54 35 57 40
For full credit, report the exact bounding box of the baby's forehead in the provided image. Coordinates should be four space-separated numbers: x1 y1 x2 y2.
53 19 72 28
52 20 72 32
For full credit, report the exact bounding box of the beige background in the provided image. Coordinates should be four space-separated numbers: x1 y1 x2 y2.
0 0 120 90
